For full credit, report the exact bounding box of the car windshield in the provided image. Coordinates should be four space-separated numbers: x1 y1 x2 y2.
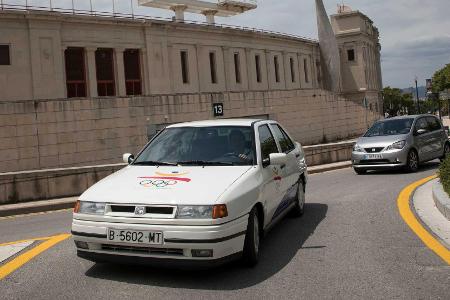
133 126 255 166
364 118 414 137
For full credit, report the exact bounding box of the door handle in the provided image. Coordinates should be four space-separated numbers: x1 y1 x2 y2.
280 164 286 169
295 153 300 158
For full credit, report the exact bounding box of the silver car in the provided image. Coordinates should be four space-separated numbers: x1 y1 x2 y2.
352 115 450 174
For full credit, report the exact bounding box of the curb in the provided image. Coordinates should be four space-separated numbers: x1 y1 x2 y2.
308 161 352 174
432 181 450 221
0 197 77 218
0 161 352 218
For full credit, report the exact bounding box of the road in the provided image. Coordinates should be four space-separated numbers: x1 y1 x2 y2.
1 163 449 299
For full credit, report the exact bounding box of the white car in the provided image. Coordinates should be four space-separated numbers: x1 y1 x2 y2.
72 119 308 267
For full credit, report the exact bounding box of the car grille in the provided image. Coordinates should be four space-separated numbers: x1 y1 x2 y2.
101 244 184 256
109 205 175 217
364 147 384 153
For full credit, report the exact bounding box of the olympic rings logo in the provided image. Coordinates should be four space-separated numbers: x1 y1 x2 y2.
140 179 179 188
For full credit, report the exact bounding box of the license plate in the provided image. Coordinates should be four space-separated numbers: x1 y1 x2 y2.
364 154 383 160
107 229 163 245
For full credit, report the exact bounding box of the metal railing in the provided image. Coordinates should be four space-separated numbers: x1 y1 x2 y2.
0 2 317 43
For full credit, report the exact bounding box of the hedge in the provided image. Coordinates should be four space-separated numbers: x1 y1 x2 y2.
439 155 450 195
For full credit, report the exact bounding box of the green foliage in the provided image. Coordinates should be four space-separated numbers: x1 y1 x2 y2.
432 64 450 93
439 155 450 196
383 86 417 116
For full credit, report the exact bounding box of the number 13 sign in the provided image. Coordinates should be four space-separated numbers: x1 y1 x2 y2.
213 103 224 117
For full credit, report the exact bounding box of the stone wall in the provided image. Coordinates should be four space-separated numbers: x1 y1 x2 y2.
0 88 380 173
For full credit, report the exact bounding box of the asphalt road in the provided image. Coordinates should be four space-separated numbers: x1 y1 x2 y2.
1 163 449 299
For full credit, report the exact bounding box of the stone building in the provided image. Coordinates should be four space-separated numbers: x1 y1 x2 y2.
0 2 383 174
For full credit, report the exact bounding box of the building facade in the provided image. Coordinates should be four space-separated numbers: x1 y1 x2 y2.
0 6 383 174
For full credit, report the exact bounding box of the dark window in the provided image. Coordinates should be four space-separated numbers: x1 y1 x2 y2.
258 125 279 161
209 51 217 84
65 47 87 98
290 57 296 83
414 118 428 132
303 58 309 83
274 56 280 83
0 45 11 65
95 48 115 96
124 49 142 96
426 117 442 131
180 50 189 84
271 124 295 153
255 54 262 83
347 49 355 61
234 52 241 84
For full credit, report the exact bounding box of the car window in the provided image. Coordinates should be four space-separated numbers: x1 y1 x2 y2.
415 118 428 132
258 125 279 161
426 117 441 132
271 124 295 153
364 118 414 137
134 126 255 166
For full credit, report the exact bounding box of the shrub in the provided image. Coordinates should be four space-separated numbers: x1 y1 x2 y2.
438 155 450 195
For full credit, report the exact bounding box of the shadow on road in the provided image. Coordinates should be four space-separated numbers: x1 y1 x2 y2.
363 161 440 176
84 203 328 290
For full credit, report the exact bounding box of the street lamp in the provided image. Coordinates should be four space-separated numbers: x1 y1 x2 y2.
415 76 420 114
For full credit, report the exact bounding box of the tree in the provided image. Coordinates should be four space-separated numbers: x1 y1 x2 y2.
432 64 450 92
383 86 416 116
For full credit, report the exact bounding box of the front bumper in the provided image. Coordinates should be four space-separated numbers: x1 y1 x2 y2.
351 148 409 170
71 214 248 263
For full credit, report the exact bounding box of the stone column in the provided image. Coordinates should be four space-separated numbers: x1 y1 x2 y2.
115 48 127 96
140 48 150 95
170 5 187 22
202 9 217 25
61 46 68 97
85 47 98 97
222 46 229 91
245 48 253 90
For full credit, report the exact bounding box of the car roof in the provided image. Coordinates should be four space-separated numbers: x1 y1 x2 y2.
167 119 271 128
383 114 437 121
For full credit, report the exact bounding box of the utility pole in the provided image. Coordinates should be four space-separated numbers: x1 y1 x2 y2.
415 77 420 114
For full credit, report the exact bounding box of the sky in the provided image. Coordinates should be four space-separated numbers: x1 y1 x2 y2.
4 0 450 88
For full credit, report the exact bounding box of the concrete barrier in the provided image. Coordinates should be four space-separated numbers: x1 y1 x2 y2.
0 140 355 205
432 180 450 221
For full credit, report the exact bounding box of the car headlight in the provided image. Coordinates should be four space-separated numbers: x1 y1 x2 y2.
385 140 406 151
74 201 106 215
353 144 364 152
176 205 228 219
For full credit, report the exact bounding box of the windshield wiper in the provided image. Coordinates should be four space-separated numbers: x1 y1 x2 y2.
177 160 234 166
133 161 177 166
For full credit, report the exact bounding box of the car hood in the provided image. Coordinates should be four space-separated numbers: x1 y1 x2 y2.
357 134 409 148
79 165 253 205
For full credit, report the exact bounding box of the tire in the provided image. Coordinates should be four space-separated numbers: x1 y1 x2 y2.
290 179 306 217
440 143 450 162
242 207 260 267
354 168 367 175
406 149 419 172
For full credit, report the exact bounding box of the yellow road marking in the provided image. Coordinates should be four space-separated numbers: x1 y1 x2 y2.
0 234 71 280
397 174 450 265
0 208 72 221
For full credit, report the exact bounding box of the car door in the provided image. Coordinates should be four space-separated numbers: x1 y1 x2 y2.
257 124 284 225
413 117 433 162
426 116 444 159
269 123 300 202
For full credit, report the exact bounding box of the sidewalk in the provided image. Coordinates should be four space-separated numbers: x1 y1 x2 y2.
0 161 352 218
413 179 450 247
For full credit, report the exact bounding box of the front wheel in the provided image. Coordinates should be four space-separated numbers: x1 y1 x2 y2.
440 143 450 162
242 207 260 267
406 150 419 172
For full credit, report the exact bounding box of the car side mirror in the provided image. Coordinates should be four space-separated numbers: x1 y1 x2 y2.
415 129 428 136
269 153 287 166
122 153 134 164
